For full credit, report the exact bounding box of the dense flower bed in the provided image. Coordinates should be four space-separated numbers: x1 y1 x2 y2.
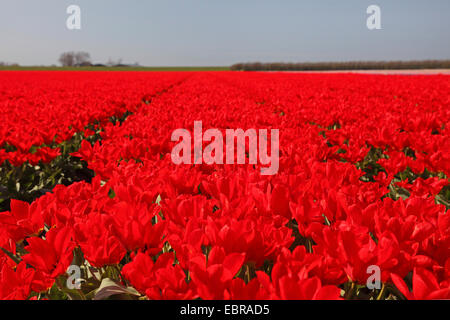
0 71 187 166
0 71 449 300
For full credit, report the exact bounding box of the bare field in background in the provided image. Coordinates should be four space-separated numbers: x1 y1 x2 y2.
287 69 450 75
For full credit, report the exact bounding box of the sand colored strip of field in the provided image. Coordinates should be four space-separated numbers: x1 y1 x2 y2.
277 69 450 75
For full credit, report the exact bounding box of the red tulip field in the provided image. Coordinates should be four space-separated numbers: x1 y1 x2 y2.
0 71 449 300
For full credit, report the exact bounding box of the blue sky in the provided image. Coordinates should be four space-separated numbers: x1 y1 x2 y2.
1 0 449 66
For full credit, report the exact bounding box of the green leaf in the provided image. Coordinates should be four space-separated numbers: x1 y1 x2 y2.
93 278 140 300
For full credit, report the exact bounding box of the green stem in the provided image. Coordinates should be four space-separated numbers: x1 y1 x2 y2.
376 283 387 300
344 282 356 300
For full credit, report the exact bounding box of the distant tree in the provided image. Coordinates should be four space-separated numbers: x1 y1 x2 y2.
59 52 75 67
74 52 91 66
106 58 123 67
58 51 91 67
230 60 450 71
0 61 19 67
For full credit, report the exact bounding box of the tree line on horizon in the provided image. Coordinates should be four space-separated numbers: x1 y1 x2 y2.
230 60 450 71
58 51 140 68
